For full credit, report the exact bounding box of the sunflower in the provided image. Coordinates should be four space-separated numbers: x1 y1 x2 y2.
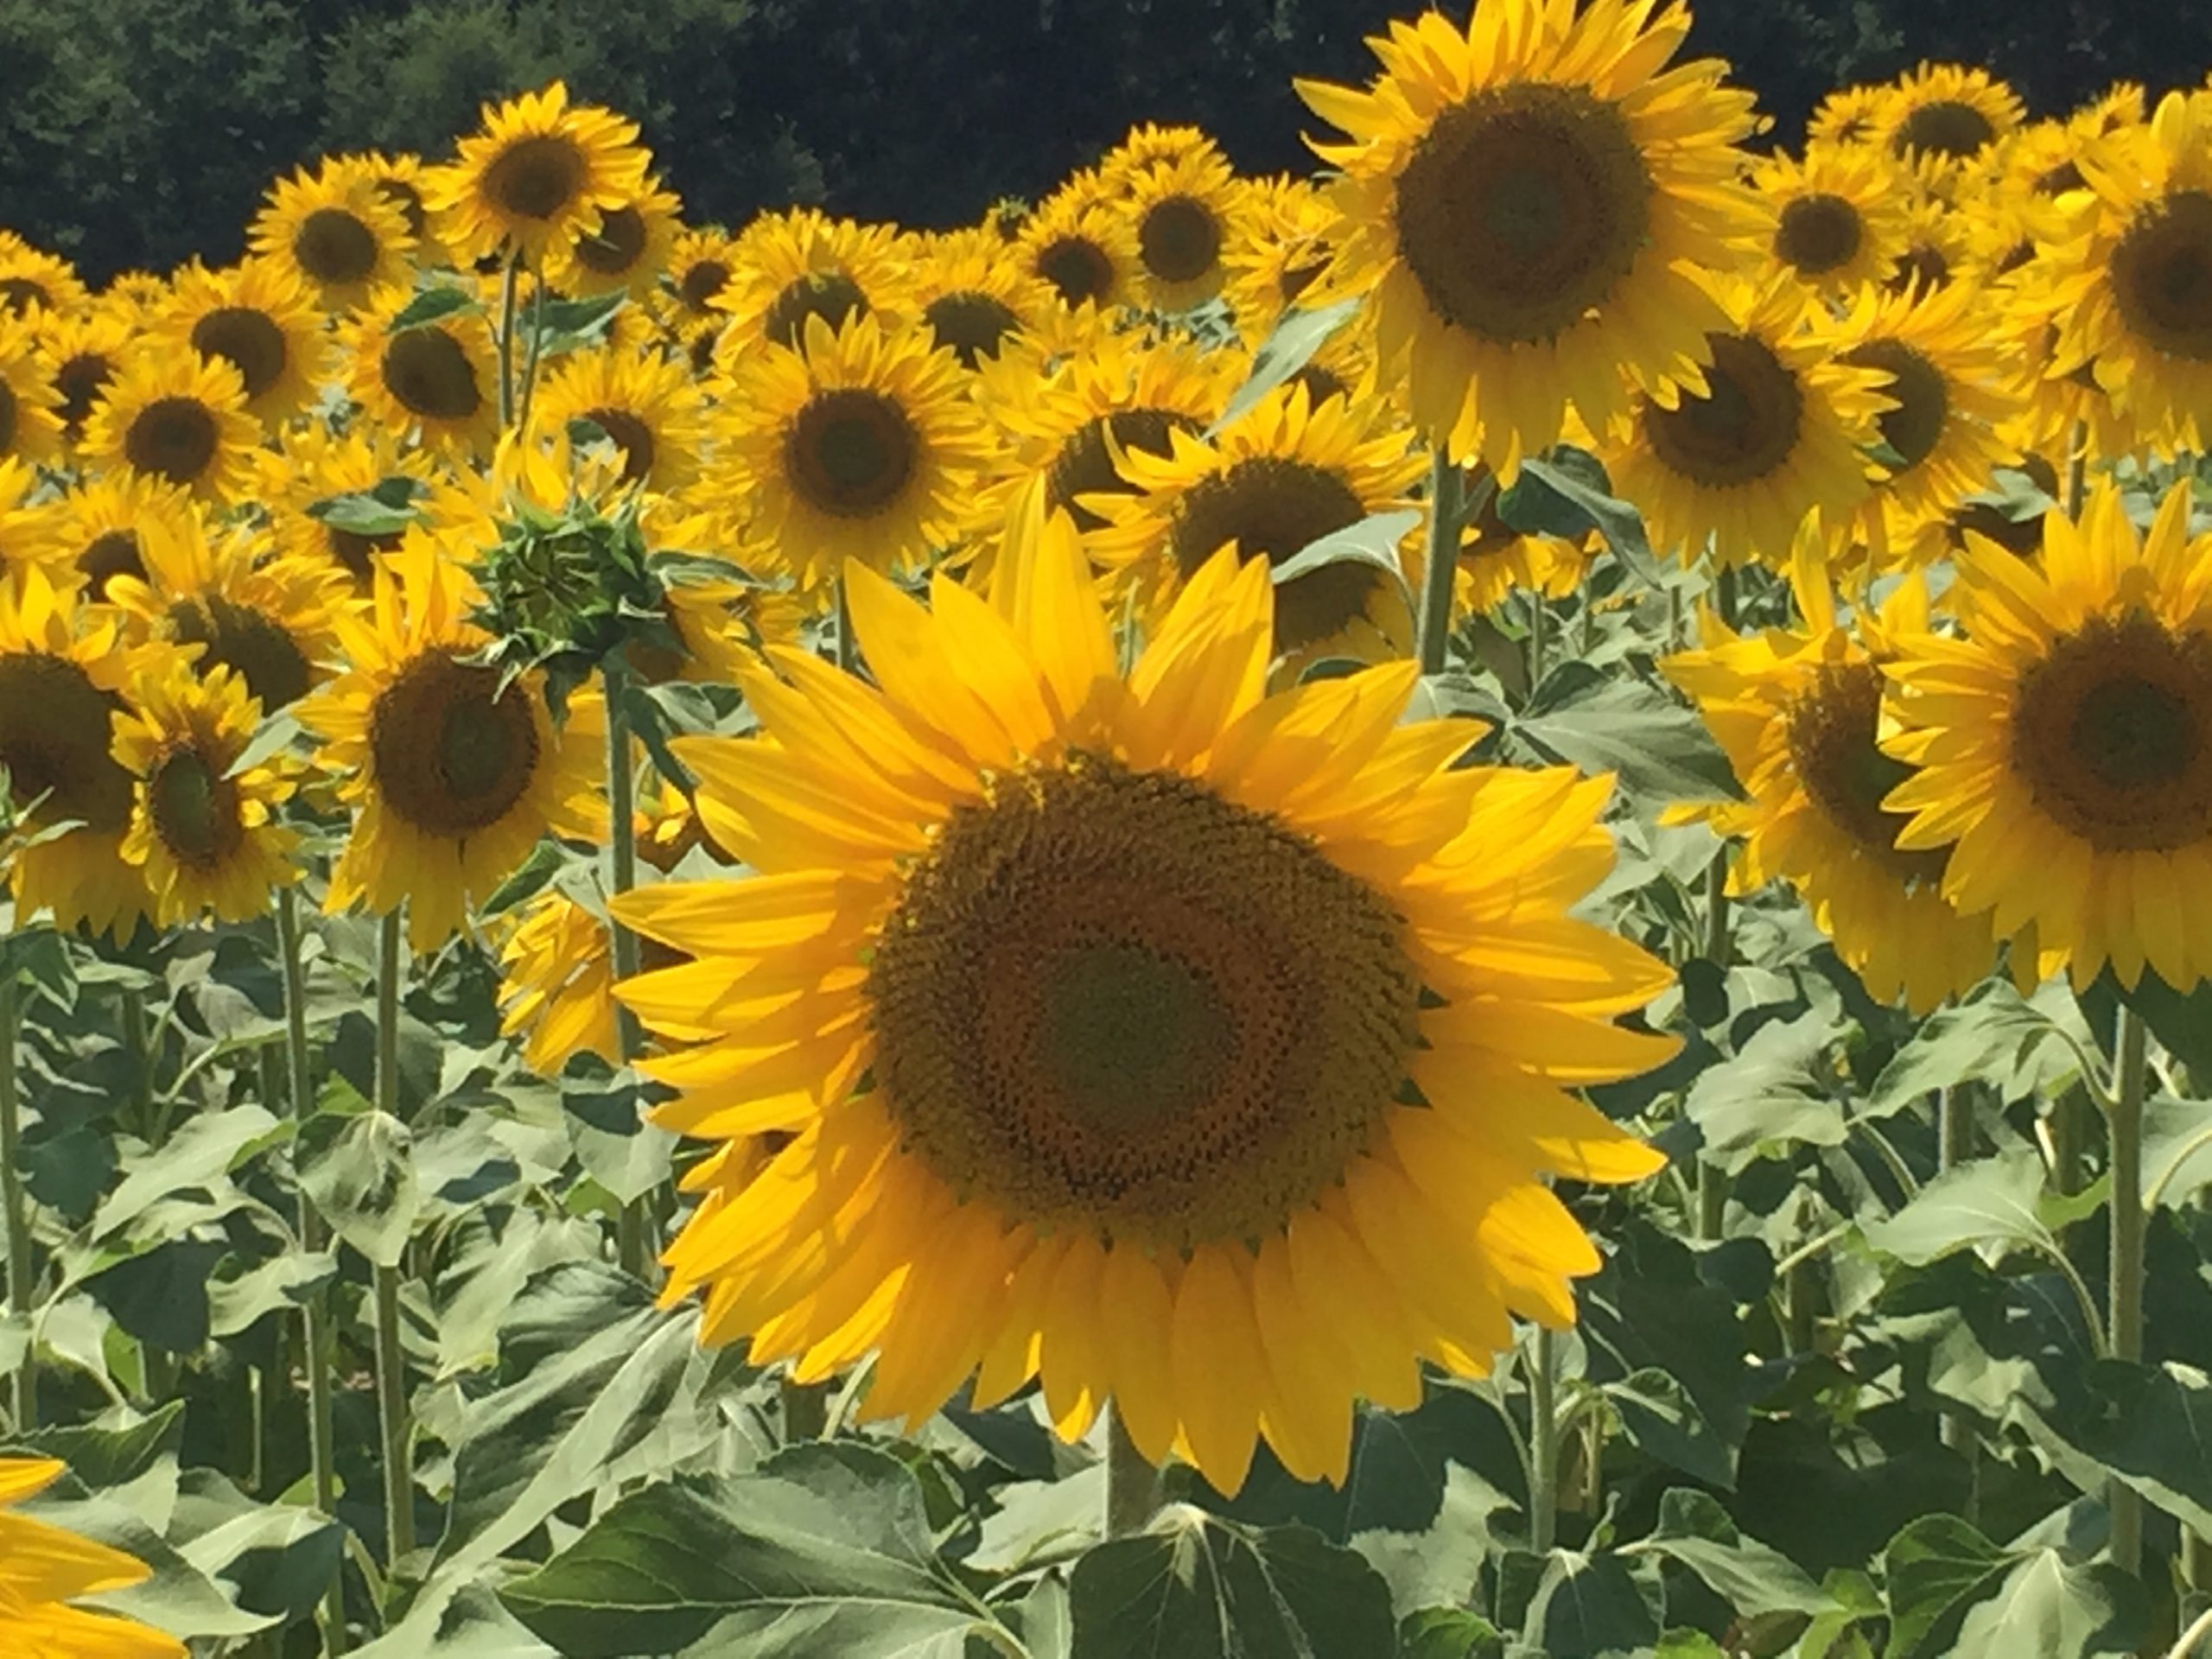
707 311 998 588
1084 382 1426 668
1754 144 1912 296
1601 279 1891 570
0 314 64 466
150 258 332 429
426 81 652 266
0 1459 186 1659
902 229 1060 371
355 149 449 267
114 657 302 925
251 156 416 313
30 305 136 447
1015 188 1142 312
1097 123 1231 195
298 534 607 951
545 175 683 299
1456 465 1593 614
1663 524 2004 1013
1125 152 1243 313
339 283 502 459
0 459 43 582
253 423 434 587
1807 84 1892 149
497 886 624 1074
1223 175 1338 340
528 343 707 494
0 234 90 319
79 352 261 503
0 564 149 938
2040 88 2212 454
1886 197 1974 295
1883 483 2212 993
20 471 200 603
1296 0 1764 478
667 228 739 321
710 208 908 353
609 487 1674 1491
98 270 173 324
1878 63 2024 172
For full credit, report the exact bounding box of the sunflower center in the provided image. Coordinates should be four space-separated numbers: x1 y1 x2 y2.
1393 81 1651 346
2013 613 2212 853
191 307 288 399
369 651 541 837
1784 660 1948 883
0 278 50 315
763 272 868 350
382 328 484 423
485 135 588 221
2036 161 2087 197
678 258 730 312
327 526 401 582
79 531 145 600
294 208 378 286
2111 190 2212 361
1776 194 1863 276
168 597 313 711
1891 100 1995 161
923 292 1023 368
575 204 648 274
1171 456 1378 654
868 753 1421 1247
147 745 242 869
1034 235 1116 306
1279 254 1327 308
0 652 131 834
1139 196 1223 286
373 177 429 241
1840 338 1948 472
54 353 112 430
581 405 656 482
1889 243 1952 296
784 388 916 518
124 397 220 486
1641 333 1804 488
1047 407 1199 531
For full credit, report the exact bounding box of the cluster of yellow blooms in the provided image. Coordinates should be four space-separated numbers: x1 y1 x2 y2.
0 0 2208 1557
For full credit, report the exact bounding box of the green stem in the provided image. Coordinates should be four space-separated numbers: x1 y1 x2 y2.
601 660 658 1283
781 1374 829 1444
2169 1602 2212 1659
1103 1407 1159 1538
122 985 155 1140
1529 1326 1560 1553
834 567 861 677
515 264 548 437
1700 848 1732 969
2050 1086 2094 1198
1 971 34 1431
372 912 416 1569
1416 452 1470 676
1526 589 1548 692
1937 1086 1980 1511
276 890 346 1653
2108 1004 2148 1579
1697 1160 1728 1243
495 252 521 429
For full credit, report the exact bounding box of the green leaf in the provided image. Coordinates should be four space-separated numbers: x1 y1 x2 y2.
1206 299 1363 435
1862 979 2088 1116
1881 1514 2016 1659
500 1446 1004 1658
1948 1549 2144 1658
1629 1489 1830 1618
296 1108 420 1269
563 1065 677 1205
1268 508 1423 600
390 283 485 332
88 1239 225 1351
1681 1007 1847 1174
1500 449 1664 589
1511 665 1744 803
89 1104 283 1245
1516 1549 1661 1657
1069 1509 1396 1659
1863 1146 2074 1272
530 289 630 358
1399 1606 1507 1659
2034 1359 2212 1534
1605 1370 1737 1490
224 707 305 779
2117 968 2212 1087
170 1468 343 1622
12 1399 186 1487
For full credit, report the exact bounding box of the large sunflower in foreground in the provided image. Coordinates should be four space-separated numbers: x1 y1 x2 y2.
426 81 652 266
150 258 332 429
1882 483 2212 992
250 157 416 314
0 1458 185 1658
114 657 302 925
611 486 1675 1492
1296 0 1765 477
1662 525 2005 1014
298 536 607 951
79 353 261 503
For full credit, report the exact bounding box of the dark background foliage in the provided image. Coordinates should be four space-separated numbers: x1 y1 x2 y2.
0 0 2197 283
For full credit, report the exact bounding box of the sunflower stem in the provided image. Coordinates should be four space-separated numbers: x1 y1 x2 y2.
1416 451 1468 676
1103 1406 1158 1539
601 659 658 1283
1700 847 1731 969
276 888 346 1653
1 969 35 1433
781 1374 829 1444
515 263 548 437
1936 1085 1981 1512
122 984 156 1141
495 251 521 429
834 567 861 678
2107 1002 2149 1579
372 911 416 1571
1529 1325 1560 1554
1526 590 1549 692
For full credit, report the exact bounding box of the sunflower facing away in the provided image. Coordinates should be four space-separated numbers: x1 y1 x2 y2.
610 486 1675 1492
79 353 261 504
1882 482 2212 993
298 535 607 951
1297 0 1765 477
250 156 416 314
0 1459 185 1659
426 81 652 266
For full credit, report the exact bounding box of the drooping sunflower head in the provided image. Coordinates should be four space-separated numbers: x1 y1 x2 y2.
1755 143 1912 295
339 283 503 459
250 156 417 313
425 80 653 265
710 207 908 353
0 312 65 467
19 470 200 606
529 342 709 494
0 235 90 320
1877 63 2024 174
1297 0 1766 477
544 175 683 299
1124 150 1244 313
1015 185 1142 312
902 228 1060 372
79 351 262 504
149 257 332 429
1883 482 2212 992
29 305 137 448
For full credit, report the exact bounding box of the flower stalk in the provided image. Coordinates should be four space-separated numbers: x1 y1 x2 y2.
1 968 34 1432
372 910 416 1568
2107 1003 2148 1578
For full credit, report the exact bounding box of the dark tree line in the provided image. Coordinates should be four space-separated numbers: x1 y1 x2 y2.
0 0 2200 283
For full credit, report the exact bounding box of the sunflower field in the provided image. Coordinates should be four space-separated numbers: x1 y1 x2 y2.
3 2 2212 1656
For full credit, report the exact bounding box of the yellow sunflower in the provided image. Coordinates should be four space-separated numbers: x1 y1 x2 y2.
0 459 40 581
97 270 174 325
1807 84 1892 149
1877 63 2024 172
252 423 435 587
1754 144 1912 296
0 564 149 938
902 229 1060 371
1883 482 2212 993
1015 188 1143 312
498 886 624 1074
1097 123 1231 195
528 343 707 494
1456 466 1593 614
297 533 608 952
544 175 683 299
355 149 450 267
20 471 200 603
1663 524 2005 1014
0 1459 186 1659
610 486 1675 1492
1296 0 1765 477
710 208 908 352
114 656 302 925
79 352 261 503
667 228 740 321
339 283 503 459
0 235 90 319
706 311 999 587
251 156 416 313
1222 175 1338 340
1601 279 1892 570
426 81 652 266
149 258 332 429
1084 382 1426 669
1125 152 1243 313
1886 194 1974 296
30 305 136 447
0 313 64 466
